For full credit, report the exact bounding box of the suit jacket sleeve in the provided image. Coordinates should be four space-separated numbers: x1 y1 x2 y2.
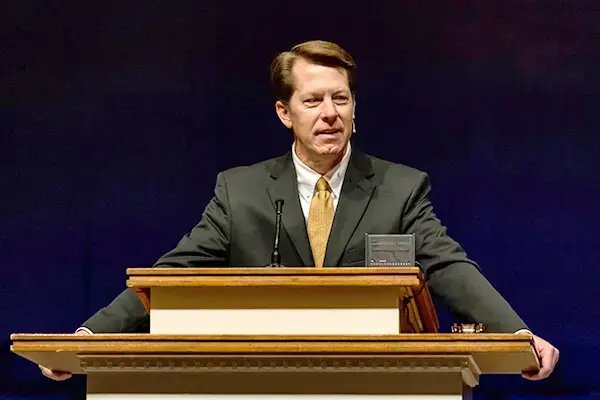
403 171 528 333
80 173 232 333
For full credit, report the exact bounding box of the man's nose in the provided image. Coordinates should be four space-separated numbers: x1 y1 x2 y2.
320 98 338 122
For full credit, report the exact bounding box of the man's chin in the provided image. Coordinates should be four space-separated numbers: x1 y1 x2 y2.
315 143 346 157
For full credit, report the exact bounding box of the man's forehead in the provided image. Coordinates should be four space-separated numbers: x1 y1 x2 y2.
291 58 350 92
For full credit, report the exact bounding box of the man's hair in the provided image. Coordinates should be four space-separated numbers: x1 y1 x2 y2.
270 40 356 104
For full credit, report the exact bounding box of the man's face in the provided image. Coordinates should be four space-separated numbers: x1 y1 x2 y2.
276 57 355 164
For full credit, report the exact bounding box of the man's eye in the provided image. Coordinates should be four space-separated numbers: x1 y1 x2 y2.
334 96 349 103
305 98 320 104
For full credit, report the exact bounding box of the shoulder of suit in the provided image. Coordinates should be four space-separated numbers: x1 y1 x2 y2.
216 154 287 181
362 153 428 182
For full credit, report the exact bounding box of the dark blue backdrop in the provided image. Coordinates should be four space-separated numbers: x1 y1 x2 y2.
2 2 599 399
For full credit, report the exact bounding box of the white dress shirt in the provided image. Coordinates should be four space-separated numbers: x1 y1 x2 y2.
291 141 352 222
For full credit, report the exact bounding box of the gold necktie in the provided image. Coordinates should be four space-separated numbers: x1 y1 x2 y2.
307 177 334 268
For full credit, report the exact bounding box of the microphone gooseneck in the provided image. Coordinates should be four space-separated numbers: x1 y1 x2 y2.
270 199 284 267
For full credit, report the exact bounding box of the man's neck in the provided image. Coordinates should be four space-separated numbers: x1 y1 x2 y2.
294 143 347 175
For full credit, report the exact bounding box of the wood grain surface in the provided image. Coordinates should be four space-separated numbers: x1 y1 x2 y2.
11 333 539 376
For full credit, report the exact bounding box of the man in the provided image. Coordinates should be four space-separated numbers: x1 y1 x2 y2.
41 40 559 381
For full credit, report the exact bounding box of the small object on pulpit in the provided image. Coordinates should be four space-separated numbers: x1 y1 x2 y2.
451 323 487 333
365 234 415 266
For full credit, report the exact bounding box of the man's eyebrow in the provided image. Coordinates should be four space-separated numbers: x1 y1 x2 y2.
300 89 349 98
301 91 323 98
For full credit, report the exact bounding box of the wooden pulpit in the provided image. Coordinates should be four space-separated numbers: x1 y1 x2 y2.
128 267 439 335
11 267 539 400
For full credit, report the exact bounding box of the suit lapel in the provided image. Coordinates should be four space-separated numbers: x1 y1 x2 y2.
324 150 376 267
267 153 314 266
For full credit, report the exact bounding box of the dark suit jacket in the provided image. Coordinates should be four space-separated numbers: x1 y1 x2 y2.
82 148 528 333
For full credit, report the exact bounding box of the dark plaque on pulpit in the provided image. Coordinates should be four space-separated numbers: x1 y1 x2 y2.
365 234 415 266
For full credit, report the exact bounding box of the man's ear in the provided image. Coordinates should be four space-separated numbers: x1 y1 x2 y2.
275 100 293 129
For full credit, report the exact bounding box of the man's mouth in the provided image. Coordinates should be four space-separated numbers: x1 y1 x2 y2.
317 129 341 135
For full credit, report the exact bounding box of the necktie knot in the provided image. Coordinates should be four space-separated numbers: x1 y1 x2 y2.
315 177 330 193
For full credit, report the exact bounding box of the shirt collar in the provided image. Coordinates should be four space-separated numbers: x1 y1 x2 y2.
292 141 352 202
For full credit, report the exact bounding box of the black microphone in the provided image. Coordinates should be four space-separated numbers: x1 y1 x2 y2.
270 199 284 267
